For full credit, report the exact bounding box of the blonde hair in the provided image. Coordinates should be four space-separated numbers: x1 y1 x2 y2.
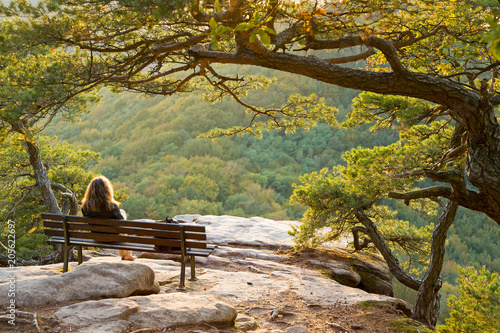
81 176 119 212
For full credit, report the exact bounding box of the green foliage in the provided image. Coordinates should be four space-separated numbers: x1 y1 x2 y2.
290 165 433 271
0 36 100 130
437 266 500 333
0 134 98 260
484 2 500 61
208 17 234 50
347 93 434 130
390 318 434 333
204 93 339 138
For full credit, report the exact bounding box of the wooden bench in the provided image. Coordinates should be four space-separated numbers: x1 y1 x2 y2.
41 213 216 290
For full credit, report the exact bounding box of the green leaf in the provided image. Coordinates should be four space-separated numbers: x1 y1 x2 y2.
264 26 277 35
253 11 261 21
258 30 271 45
209 17 217 31
235 22 252 32
214 0 221 11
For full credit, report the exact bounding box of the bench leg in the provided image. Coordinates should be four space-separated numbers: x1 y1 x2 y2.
63 245 69 273
177 256 186 291
77 246 83 265
189 256 198 281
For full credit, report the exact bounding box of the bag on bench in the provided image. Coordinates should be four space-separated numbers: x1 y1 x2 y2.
154 216 182 251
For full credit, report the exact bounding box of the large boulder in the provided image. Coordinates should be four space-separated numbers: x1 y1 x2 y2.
0 262 160 307
53 294 237 333
53 298 138 333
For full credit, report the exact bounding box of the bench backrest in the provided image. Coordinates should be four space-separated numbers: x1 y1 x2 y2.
41 213 208 249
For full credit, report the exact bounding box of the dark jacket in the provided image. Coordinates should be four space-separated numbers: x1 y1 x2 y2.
82 204 124 219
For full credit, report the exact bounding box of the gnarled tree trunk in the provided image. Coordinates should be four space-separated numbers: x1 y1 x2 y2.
13 121 61 215
21 139 61 215
13 122 76 264
354 201 458 328
412 200 458 327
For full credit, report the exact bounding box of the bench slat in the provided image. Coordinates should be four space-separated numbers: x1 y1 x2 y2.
43 221 207 240
44 229 208 249
47 237 214 257
41 213 204 232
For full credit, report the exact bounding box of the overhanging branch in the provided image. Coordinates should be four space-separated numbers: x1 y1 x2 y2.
326 47 375 64
50 183 79 215
388 186 451 205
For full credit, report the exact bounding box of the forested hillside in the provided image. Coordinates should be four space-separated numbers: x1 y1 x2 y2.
45 66 386 220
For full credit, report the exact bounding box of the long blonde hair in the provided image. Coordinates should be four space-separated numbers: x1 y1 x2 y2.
81 176 120 212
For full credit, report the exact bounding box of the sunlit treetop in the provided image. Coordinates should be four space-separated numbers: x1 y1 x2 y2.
0 1 497 98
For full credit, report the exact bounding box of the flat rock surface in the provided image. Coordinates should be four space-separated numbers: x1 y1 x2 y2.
191 215 298 247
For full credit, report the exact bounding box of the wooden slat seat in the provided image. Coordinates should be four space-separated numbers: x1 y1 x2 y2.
42 213 216 290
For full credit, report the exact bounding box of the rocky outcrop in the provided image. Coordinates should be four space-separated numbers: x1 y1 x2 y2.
306 247 394 296
0 261 160 307
53 294 237 333
184 215 298 248
182 214 394 296
0 214 410 332
348 253 394 297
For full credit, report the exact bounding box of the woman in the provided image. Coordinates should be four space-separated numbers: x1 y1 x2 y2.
81 175 135 261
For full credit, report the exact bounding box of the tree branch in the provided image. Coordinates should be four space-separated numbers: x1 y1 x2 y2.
353 208 421 291
489 94 500 106
188 47 480 118
389 171 487 215
274 22 305 51
303 34 408 73
363 36 407 74
351 226 372 251
326 47 376 64
422 169 464 185
50 183 79 215
388 186 452 205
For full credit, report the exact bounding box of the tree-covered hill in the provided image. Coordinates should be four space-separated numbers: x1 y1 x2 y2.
45 67 388 221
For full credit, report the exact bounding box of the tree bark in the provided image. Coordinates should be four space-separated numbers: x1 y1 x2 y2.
353 209 421 291
412 200 458 327
12 123 76 263
18 131 61 215
465 104 500 223
20 137 78 263
354 203 458 328
51 183 79 215
351 226 372 251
